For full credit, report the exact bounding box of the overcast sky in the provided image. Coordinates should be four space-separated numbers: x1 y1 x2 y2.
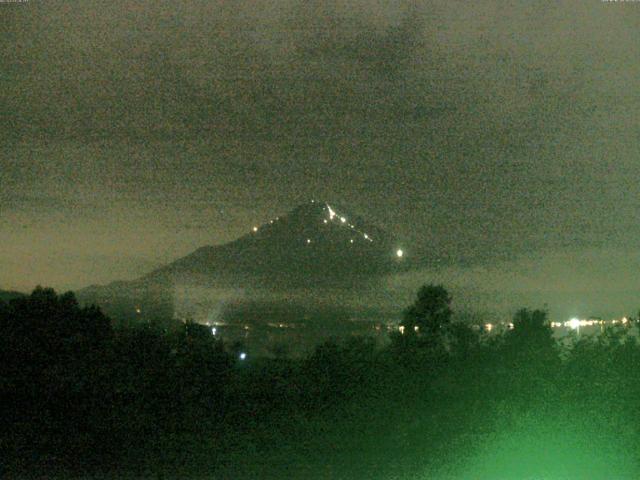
1 0 639 319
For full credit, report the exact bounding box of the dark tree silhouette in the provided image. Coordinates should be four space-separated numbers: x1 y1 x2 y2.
0 286 111 379
509 308 553 346
503 308 558 372
401 284 453 337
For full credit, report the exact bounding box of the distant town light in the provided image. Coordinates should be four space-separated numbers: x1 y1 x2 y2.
252 226 258 232
323 219 328 224
340 216 346 223
350 239 354 244
239 352 247 360
568 318 580 330
306 238 311 244
135 307 141 314
396 249 404 258
211 327 217 336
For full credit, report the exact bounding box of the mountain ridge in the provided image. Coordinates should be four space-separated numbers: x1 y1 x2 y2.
76 200 409 324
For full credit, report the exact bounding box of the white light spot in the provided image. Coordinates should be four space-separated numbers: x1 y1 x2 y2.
211 327 217 335
135 307 141 314
350 239 354 244
306 238 311 244
363 233 369 239
323 219 328 224
253 226 258 232
340 216 346 223
396 249 404 258
327 206 336 220
239 352 247 360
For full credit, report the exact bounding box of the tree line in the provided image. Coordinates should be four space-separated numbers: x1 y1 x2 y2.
2 285 640 479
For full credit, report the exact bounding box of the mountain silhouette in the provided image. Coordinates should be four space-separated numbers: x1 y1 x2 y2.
146 200 406 287
77 200 408 325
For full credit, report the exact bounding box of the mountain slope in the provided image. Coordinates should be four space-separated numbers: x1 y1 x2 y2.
77 200 409 324
145 200 407 287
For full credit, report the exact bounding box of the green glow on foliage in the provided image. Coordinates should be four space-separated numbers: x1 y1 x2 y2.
423 410 636 480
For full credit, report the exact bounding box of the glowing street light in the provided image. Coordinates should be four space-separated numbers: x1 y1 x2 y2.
568 317 582 335
396 249 404 258
239 352 247 360
252 226 258 232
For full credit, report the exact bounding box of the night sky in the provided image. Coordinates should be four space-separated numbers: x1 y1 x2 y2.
2 1 639 320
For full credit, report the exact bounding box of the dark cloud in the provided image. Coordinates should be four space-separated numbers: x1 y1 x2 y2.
1 1 639 317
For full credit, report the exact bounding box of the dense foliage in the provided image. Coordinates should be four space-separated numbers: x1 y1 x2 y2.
2 286 640 479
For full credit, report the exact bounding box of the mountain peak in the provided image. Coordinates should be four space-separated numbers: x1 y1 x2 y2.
145 199 407 286
246 199 385 247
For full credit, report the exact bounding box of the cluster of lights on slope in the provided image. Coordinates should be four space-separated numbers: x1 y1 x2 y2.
324 203 374 245
250 200 405 258
323 202 404 258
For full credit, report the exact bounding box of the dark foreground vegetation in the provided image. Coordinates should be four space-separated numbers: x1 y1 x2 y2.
2 286 640 479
